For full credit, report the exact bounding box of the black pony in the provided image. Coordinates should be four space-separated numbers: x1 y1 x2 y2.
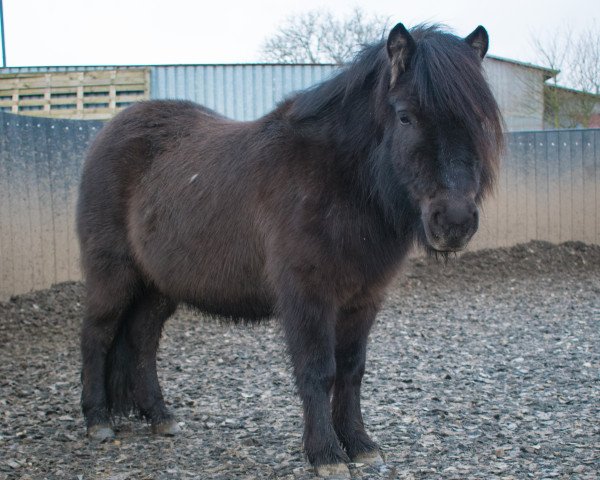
77 23 502 477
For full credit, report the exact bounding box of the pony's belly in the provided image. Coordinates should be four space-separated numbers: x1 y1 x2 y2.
185 292 274 321
165 260 275 320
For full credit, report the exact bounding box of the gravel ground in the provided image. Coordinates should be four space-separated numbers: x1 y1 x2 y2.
0 240 599 480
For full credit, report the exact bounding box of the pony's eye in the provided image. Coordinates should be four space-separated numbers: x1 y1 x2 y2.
399 114 411 125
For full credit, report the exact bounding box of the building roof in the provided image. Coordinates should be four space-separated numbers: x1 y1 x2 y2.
546 83 600 98
486 54 559 79
0 55 559 77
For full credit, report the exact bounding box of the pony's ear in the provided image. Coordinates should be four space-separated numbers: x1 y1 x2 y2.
464 25 489 60
387 23 415 86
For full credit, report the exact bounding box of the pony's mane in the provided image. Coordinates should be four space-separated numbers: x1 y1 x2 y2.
287 42 386 122
287 24 504 192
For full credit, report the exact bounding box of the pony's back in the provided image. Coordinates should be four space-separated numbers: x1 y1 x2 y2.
77 99 274 317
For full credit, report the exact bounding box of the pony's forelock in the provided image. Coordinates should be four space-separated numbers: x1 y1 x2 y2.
406 25 504 196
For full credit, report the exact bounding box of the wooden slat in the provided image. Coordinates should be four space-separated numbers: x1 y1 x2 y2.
12 98 47 107
81 97 112 105
112 93 146 103
48 97 79 106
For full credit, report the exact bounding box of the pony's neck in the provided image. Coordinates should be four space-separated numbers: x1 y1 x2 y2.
284 85 419 241
287 90 382 157
282 44 387 159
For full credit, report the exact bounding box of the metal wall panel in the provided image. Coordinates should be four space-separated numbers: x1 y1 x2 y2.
150 64 338 121
470 129 600 250
483 58 546 131
0 111 103 300
149 61 547 129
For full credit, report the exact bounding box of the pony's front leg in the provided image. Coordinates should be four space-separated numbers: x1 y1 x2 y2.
333 303 383 465
279 289 350 478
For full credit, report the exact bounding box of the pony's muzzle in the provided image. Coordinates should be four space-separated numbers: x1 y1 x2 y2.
423 195 478 252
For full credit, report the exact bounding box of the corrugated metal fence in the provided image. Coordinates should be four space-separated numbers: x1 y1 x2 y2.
0 110 598 300
471 129 599 250
151 65 337 121
0 112 103 299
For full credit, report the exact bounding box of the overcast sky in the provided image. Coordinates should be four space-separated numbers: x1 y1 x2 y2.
2 0 598 68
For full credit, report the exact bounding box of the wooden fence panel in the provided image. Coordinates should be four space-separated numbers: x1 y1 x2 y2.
0 69 149 120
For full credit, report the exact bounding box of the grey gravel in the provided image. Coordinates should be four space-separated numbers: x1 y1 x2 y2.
0 240 599 479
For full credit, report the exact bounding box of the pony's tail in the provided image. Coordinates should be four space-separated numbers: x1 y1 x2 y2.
105 321 138 418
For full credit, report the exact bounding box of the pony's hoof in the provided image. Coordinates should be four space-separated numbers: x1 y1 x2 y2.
352 450 385 466
314 463 351 479
87 425 115 442
152 419 181 436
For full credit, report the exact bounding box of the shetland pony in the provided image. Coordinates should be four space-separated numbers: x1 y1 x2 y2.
77 23 502 477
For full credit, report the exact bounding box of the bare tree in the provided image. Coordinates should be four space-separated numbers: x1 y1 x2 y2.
531 29 572 128
571 24 600 96
260 8 390 64
531 23 600 128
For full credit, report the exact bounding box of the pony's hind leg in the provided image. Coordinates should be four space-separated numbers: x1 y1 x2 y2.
120 288 178 435
332 302 383 465
80 267 139 441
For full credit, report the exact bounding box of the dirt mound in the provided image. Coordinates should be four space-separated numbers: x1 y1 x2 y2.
405 240 600 281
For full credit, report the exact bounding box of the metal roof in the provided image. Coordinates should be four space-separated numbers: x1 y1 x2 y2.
0 55 558 75
486 55 559 79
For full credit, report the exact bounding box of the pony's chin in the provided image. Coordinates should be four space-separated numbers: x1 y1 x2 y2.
423 236 469 254
425 246 458 260
430 244 466 253
421 228 471 254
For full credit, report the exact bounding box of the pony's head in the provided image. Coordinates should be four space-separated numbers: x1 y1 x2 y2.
376 24 503 253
